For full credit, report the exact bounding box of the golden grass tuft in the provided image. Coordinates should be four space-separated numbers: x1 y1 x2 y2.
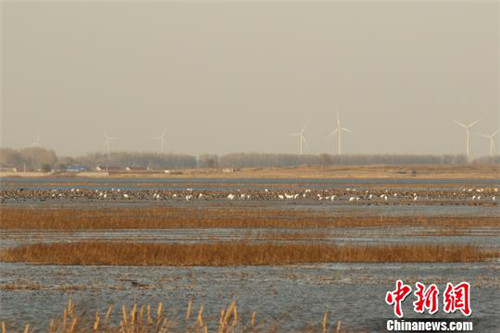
0 242 494 266
0 299 355 332
1 206 498 230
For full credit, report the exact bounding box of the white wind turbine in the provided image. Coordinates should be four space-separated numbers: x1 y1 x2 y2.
478 130 498 157
453 118 480 159
291 120 309 155
327 112 353 155
28 135 43 148
103 130 117 156
151 128 168 153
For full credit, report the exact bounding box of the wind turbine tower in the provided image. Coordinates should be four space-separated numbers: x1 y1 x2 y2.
151 128 168 153
453 119 480 160
29 135 43 148
478 130 498 157
327 112 353 155
103 131 116 157
291 120 309 155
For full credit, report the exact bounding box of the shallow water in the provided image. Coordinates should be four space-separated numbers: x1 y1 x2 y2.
2 177 499 191
1 262 498 331
1 178 499 331
2 227 499 250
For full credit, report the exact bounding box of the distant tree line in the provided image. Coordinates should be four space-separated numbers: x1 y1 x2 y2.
217 153 469 168
73 152 197 170
0 147 58 172
1 147 496 172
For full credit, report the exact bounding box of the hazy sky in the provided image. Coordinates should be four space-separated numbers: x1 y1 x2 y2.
1 1 498 157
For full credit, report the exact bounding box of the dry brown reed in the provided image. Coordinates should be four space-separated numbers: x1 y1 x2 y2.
0 241 493 266
0 299 353 333
1 207 497 230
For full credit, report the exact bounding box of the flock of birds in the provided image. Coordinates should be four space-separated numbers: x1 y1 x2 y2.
1 186 497 205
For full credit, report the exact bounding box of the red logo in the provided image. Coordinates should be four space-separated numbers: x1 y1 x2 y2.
413 282 439 315
386 280 412 318
386 281 471 317
443 282 472 316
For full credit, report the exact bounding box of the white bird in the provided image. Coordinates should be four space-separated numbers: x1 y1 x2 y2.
349 197 356 202
278 195 284 200
227 194 235 200
123 193 129 199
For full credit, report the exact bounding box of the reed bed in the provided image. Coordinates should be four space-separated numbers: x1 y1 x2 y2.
0 299 350 333
1 207 497 230
0 242 493 266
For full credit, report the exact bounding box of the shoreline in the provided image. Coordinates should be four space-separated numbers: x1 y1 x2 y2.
1 164 499 180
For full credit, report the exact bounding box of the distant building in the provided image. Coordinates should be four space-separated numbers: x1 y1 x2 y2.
222 167 239 173
96 165 121 172
164 169 183 175
125 166 149 172
0 166 17 172
66 165 90 172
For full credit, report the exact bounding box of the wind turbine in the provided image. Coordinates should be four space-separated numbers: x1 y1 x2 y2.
29 135 43 148
327 112 353 155
291 120 309 155
150 128 168 153
453 119 480 159
103 130 116 156
478 130 498 157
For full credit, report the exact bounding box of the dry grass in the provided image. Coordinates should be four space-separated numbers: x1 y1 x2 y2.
0 299 351 333
0 242 493 266
1 207 498 230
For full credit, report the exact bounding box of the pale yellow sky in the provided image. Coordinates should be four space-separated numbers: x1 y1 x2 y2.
1 1 498 156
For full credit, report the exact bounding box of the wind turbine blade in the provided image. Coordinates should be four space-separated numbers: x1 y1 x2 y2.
302 135 309 148
161 128 168 137
326 130 338 139
453 120 467 128
477 133 490 138
468 118 481 128
491 130 499 137
341 127 353 133
291 133 300 136
301 120 309 133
